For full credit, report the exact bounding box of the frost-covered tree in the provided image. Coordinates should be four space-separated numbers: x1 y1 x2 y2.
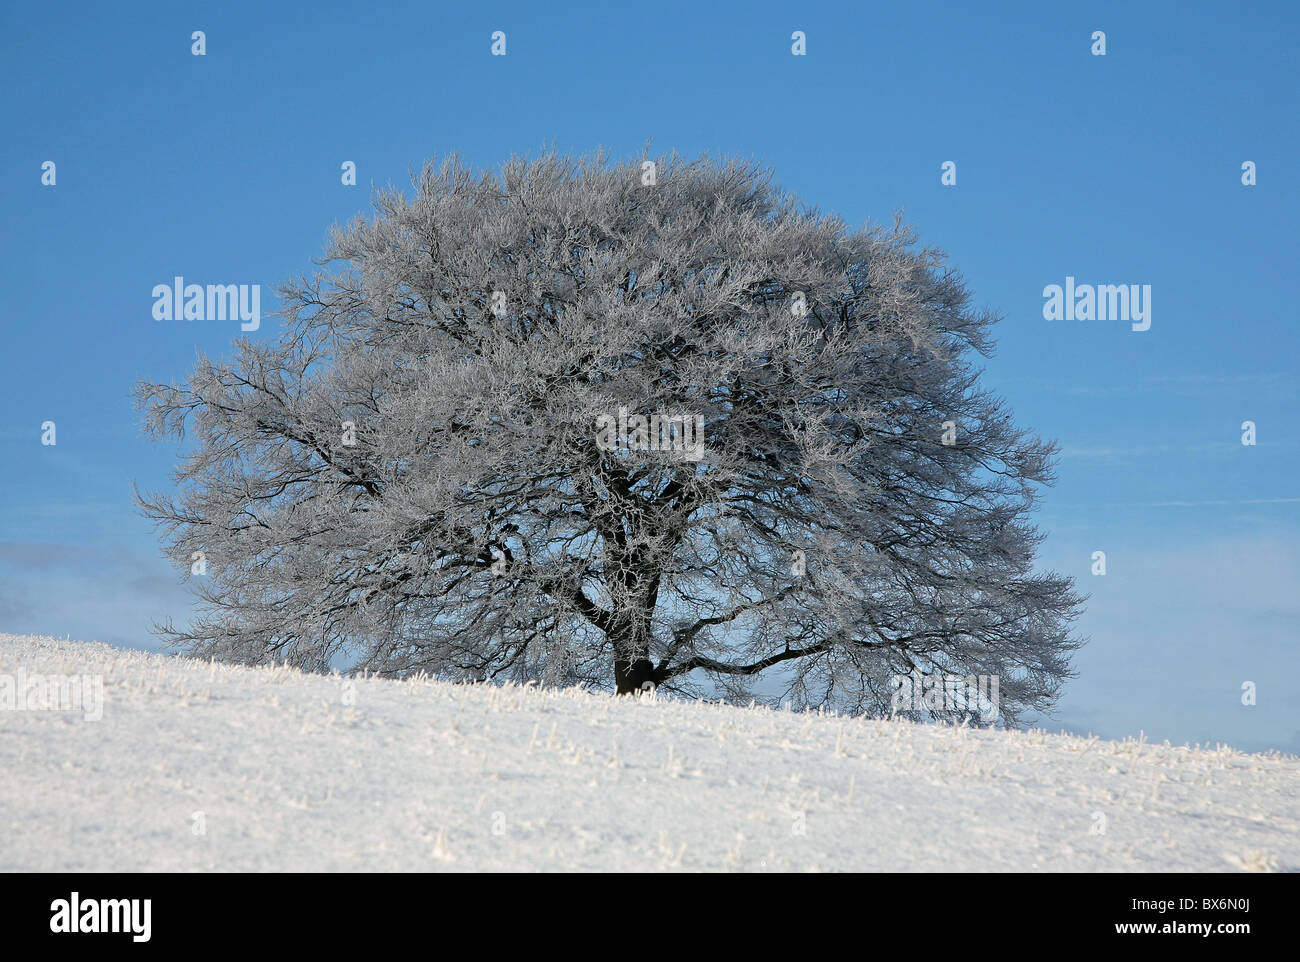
135 149 1082 723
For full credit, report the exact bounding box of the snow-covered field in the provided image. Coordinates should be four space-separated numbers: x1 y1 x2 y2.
0 632 1295 872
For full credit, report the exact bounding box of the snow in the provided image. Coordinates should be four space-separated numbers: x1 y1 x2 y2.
1 632 1295 872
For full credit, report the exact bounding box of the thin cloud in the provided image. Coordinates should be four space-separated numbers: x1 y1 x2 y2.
1058 442 1231 461
1146 497 1300 507
0 542 84 567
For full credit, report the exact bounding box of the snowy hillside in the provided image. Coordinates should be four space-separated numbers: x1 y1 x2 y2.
0 632 1295 872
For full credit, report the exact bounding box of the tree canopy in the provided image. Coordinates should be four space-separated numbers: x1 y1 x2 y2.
136 149 1083 723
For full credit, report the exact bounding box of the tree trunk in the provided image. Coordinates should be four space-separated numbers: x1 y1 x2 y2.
614 656 656 694
611 611 656 694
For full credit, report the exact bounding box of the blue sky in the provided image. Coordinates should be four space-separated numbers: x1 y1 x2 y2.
2 0 1297 752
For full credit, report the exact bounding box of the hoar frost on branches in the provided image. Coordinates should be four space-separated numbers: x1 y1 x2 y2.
135 149 1083 724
